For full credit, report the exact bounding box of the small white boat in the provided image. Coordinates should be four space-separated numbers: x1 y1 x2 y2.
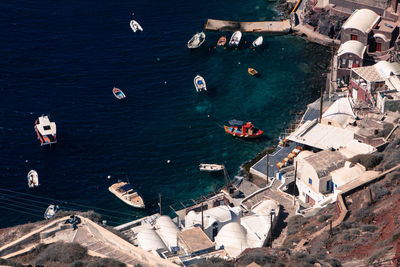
44 204 59 220
27 170 39 188
252 36 263 47
194 75 207 92
229 31 242 46
34 115 57 146
130 20 143 32
199 164 224 172
188 32 206 49
108 181 145 208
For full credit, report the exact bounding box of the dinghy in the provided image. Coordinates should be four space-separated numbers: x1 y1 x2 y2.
113 87 126 100
187 32 205 49
109 181 145 208
130 20 143 32
35 115 57 146
252 36 263 47
229 31 242 46
194 75 207 92
217 36 227 46
44 204 59 220
248 68 259 76
199 164 224 172
224 120 263 139
27 170 39 188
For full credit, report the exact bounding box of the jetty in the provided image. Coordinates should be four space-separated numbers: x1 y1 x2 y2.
205 19 292 33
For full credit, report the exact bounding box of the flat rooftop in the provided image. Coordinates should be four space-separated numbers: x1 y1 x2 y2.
178 226 214 253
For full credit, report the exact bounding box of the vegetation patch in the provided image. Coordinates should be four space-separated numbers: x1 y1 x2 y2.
349 153 383 170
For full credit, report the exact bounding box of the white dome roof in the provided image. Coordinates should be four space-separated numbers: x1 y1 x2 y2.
215 222 248 257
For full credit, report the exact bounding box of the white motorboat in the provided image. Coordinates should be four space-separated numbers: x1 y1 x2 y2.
229 31 242 46
194 75 207 92
34 115 57 146
108 181 145 208
199 164 224 172
130 20 143 32
187 32 206 49
27 170 39 188
44 204 59 220
252 36 263 47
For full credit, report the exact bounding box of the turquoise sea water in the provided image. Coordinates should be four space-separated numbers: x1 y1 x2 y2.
0 0 329 227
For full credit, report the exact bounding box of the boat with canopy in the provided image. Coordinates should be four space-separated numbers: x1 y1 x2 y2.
224 120 263 138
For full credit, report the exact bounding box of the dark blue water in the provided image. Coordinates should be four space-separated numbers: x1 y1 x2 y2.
0 0 329 227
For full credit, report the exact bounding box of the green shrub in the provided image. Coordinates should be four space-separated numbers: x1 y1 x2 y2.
393 231 400 241
35 242 87 265
361 225 378 232
85 258 126 267
349 153 383 170
371 184 390 200
356 207 373 220
318 214 332 223
337 244 353 253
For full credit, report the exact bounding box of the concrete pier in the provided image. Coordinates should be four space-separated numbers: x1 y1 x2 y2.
205 19 292 33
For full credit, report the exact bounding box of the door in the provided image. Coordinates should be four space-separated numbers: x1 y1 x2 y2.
351 34 358 40
376 43 382 52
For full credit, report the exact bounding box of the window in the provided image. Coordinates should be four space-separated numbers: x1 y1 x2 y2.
328 121 332 125
43 126 51 130
351 34 358 40
309 178 312 185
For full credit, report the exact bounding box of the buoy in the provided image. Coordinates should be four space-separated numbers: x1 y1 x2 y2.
167 160 171 164
238 62 241 65
107 175 111 179
156 57 160 62
132 12 135 15
207 114 210 118
25 160 28 163
164 81 167 85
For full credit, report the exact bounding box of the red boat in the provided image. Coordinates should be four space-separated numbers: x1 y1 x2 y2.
217 36 227 46
113 87 126 100
224 120 263 139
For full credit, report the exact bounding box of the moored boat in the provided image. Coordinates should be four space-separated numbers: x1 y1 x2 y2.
44 204 59 220
217 36 227 46
252 36 263 47
27 170 39 188
108 181 145 208
229 31 242 46
34 115 57 146
194 75 207 92
130 20 143 32
188 32 205 49
248 68 259 76
224 120 263 138
113 87 126 100
199 164 224 172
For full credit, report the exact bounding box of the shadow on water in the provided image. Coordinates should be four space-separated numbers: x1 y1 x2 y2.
205 87 218 98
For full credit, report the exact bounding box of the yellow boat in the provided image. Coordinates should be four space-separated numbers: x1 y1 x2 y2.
248 68 259 76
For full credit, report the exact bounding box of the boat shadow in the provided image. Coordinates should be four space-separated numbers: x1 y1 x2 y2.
204 87 218 97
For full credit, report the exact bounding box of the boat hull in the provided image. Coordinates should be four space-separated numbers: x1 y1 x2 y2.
27 170 39 188
130 20 143 32
194 75 207 92
108 182 145 208
199 164 224 172
224 125 263 139
113 87 126 100
188 32 206 49
34 117 57 146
